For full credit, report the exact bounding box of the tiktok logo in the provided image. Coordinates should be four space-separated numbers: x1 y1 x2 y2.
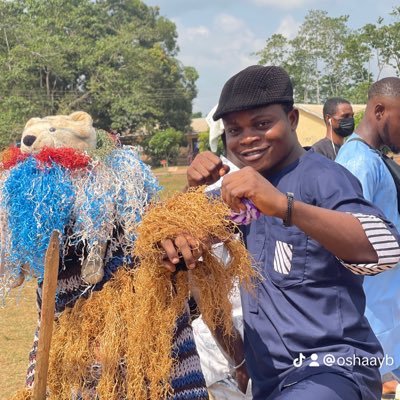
293 353 306 368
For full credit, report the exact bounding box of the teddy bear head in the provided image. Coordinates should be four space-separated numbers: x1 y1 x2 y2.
20 111 97 154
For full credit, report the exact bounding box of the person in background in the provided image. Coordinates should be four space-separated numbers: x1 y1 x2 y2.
336 77 400 400
312 97 354 160
162 65 400 400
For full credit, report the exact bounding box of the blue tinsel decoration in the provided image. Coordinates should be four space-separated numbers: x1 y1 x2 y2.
1 148 161 284
105 148 161 224
3 157 75 280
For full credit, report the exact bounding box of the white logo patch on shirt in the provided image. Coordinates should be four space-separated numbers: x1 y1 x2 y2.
273 240 293 275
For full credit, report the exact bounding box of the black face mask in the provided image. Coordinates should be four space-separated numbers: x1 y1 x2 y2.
333 117 355 138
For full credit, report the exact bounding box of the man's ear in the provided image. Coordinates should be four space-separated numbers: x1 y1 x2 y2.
374 103 385 121
289 108 299 130
221 131 226 156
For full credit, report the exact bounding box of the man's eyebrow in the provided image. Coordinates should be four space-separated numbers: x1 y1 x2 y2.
248 113 275 122
223 119 238 125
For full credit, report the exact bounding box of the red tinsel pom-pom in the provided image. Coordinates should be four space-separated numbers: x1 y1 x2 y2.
35 147 91 170
0 146 92 170
0 147 29 170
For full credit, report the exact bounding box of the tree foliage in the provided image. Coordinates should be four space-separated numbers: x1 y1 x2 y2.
147 127 184 166
361 7 400 77
198 131 211 152
0 0 198 149
256 8 400 104
198 131 224 156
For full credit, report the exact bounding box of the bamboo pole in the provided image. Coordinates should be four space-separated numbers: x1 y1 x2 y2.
33 231 60 400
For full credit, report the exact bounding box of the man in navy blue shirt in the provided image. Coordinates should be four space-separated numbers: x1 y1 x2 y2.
161 66 400 400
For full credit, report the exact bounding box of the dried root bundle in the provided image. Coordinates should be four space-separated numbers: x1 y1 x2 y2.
12 187 256 399
8 388 32 400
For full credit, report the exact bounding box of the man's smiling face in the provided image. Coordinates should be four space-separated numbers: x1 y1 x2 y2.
223 103 300 175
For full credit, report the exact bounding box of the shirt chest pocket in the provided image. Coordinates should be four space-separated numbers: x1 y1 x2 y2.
265 225 308 288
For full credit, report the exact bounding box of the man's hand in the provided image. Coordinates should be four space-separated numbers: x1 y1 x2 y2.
233 362 250 394
159 234 207 272
221 166 286 218
187 151 229 187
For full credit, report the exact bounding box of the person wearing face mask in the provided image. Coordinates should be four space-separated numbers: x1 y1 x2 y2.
312 97 355 160
336 78 400 400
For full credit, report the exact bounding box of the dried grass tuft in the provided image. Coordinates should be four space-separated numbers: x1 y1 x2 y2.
11 187 256 399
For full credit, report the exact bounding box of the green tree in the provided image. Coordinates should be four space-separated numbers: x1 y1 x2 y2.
0 0 198 149
256 34 291 67
198 131 211 152
354 110 365 129
197 131 224 155
147 128 184 166
361 7 400 77
255 9 373 104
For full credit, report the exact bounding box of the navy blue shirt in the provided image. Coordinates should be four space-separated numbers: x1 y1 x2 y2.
240 150 399 400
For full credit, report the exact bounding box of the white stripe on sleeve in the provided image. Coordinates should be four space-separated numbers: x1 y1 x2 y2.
339 213 400 275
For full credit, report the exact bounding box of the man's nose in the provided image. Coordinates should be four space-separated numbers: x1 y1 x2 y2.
239 132 260 145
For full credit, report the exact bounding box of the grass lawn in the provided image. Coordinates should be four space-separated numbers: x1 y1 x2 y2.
0 169 187 400
153 166 187 199
0 282 37 399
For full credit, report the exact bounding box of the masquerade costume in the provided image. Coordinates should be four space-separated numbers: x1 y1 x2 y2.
1 141 208 400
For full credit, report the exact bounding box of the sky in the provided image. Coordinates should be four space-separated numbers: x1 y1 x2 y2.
144 0 399 115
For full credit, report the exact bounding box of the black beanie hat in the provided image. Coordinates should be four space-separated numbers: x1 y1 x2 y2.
213 65 293 121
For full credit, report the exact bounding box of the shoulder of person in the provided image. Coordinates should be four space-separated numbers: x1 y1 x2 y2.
337 137 382 168
312 137 329 149
300 150 366 204
304 149 353 178
311 139 336 159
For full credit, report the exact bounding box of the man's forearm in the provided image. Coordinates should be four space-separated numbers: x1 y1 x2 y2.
213 324 245 367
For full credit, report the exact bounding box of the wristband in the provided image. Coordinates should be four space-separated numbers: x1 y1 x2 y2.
283 192 294 227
